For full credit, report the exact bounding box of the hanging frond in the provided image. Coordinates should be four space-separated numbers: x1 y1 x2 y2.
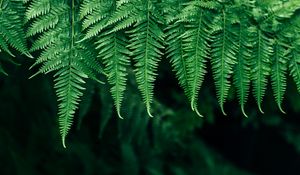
3 0 299 146
210 8 238 115
175 0 216 116
270 41 288 113
27 0 104 147
126 0 164 117
25 0 50 21
96 31 130 118
233 23 252 117
250 28 273 114
0 0 31 58
288 42 300 94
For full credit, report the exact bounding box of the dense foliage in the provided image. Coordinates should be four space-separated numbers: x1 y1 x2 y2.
0 0 300 148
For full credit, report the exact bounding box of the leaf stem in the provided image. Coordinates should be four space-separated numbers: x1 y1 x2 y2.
0 0 3 8
71 0 75 48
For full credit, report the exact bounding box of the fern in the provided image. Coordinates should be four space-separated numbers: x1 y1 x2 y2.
210 5 239 115
27 0 103 147
128 0 164 117
1 0 300 147
80 0 130 118
164 0 191 113
233 22 252 117
104 0 164 117
249 28 272 114
0 0 31 58
171 0 215 116
289 46 300 93
287 15 300 94
232 1 254 117
271 40 288 113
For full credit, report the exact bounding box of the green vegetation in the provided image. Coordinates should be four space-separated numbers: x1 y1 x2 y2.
1 1 300 174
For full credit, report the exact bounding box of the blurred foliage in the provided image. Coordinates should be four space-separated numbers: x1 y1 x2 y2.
1 52 300 175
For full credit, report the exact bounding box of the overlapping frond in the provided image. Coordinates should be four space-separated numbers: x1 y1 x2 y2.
0 0 31 57
233 22 252 117
3 0 300 144
177 1 215 116
271 41 288 113
250 28 273 114
26 0 103 147
80 0 130 118
165 21 190 111
210 8 238 115
25 0 50 21
250 0 300 114
289 46 300 93
126 0 164 117
164 0 190 112
96 31 130 118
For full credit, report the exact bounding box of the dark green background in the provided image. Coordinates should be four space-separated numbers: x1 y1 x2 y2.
1 53 300 175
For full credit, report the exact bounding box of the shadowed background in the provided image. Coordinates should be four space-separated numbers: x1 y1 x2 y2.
1 52 300 175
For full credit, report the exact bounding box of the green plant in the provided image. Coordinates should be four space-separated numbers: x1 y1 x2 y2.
0 0 300 147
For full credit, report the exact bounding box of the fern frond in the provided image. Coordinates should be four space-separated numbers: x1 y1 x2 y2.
250 28 272 114
0 34 14 57
81 5 110 30
96 31 130 118
210 9 238 115
0 0 31 57
126 0 164 117
27 0 103 147
254 0 300 32
26 6 67 37
29 27 63 52
178 2 213 116
165 22 191 110
165 0 192 114
106 1 135 26
55 65 87 148
233 23 251 117
79 0 113 41
25 0 50 21
271 41 288 113
288 45 300 94
79 0 101 20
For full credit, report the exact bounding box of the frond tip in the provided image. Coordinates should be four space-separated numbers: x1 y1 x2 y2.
211 10 238 116
125 0 164 117
55 66 87 149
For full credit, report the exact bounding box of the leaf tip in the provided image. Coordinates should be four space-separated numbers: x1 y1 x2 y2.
62 137 67 149
147 106 154 118
258 103 264 114
278 104 286 114
241 105 248 118
221 105 227 116
117 109 124 119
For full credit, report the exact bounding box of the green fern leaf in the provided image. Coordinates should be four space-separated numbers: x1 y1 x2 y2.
250 28 272 114
181 6 211 116
233 22 252 117
79 0 114 42
211 9 238 115
25 0 50 21
96 31 130 118
0 0 31 58
127 0 164 117
26 6 67 37
271 41 288 113
55 65 87 148
27 0 103 147
289 46 300 94
165 22 191 110
165 0 192 114
79 0 101 20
